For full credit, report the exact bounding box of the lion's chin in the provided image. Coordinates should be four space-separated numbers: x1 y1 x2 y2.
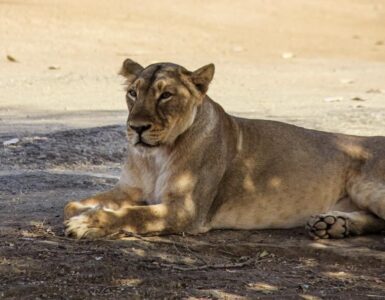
135 140 159 148
130 139 162 155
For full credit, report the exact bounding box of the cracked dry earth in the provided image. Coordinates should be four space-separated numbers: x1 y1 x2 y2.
1 126 385 299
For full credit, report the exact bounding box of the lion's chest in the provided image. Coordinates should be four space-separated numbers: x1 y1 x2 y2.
140 169 169 205
119 150 171 204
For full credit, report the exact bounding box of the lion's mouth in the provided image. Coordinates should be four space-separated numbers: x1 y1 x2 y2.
135 138 159 148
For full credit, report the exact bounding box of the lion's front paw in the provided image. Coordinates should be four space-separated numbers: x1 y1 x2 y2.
306 213 350 239
64 201 100 220
64 208 117 239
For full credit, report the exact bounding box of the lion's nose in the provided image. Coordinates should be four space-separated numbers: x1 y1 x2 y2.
129 124 152 135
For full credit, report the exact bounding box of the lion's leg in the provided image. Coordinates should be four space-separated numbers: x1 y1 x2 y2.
64 201 197 239
64 187 143 220
347 179 385 220
306 210 385 239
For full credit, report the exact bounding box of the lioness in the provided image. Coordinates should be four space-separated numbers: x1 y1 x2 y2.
64 59 385 240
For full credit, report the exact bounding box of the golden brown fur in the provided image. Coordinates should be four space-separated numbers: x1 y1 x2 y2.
64 59 385 239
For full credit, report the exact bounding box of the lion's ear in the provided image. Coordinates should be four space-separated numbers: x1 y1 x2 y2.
191 63 215 94
119 58 144 82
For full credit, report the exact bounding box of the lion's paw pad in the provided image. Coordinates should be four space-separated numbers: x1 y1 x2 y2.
306 214 349 239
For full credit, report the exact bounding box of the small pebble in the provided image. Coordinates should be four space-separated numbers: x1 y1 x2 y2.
6 55 18 62
48 66 60 70
351 97 366 101
3 138 20 146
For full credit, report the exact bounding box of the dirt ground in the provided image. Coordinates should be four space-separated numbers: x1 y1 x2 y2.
1 0 385 299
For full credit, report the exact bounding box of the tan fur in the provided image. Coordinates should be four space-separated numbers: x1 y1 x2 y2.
64 59 385 239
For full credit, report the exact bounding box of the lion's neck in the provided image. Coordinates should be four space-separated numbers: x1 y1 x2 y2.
173 96 239 157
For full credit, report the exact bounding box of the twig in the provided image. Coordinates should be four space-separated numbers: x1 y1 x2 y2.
156 257 261 272
120 232 195 248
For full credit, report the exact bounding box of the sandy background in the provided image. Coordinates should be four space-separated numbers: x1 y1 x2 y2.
1 0 384 136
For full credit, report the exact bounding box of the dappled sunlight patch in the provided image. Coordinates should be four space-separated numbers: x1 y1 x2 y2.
243 174 256 193
183 194 195 214
308 242 330 249
299 258 318 268
130 247 146 257
268 176 282 189
247 282 279 294
113 278 142 287
144 219 167 233
323 271 355 280
174 172 195 193
333 138 371 160
153 253 196 265
190 289 247 300
243 158 255 170
323 271 384 288
299 294 322 300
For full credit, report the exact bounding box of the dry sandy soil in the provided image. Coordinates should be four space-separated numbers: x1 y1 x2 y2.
1 0 385 299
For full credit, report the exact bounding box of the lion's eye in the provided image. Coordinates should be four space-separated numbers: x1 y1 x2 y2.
128 90 137 98
159 92 172 100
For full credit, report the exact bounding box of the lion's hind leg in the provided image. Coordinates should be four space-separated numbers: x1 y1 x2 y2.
306 210 385 239
347 178 385 221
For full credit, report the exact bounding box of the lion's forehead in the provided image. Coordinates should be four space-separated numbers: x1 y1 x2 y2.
141 64 180 79
135 69 190 96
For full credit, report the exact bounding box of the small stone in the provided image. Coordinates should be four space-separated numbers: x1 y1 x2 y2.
6 55 18 62
48 65 60 70
351 97 366 101
3 138 20 146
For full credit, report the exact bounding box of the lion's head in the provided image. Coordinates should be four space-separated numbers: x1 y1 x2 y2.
119 59 215 152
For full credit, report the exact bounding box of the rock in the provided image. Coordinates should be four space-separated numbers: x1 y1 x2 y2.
48 66 60 70
351 97 366 101
3 138 20 146
6 55 18 62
